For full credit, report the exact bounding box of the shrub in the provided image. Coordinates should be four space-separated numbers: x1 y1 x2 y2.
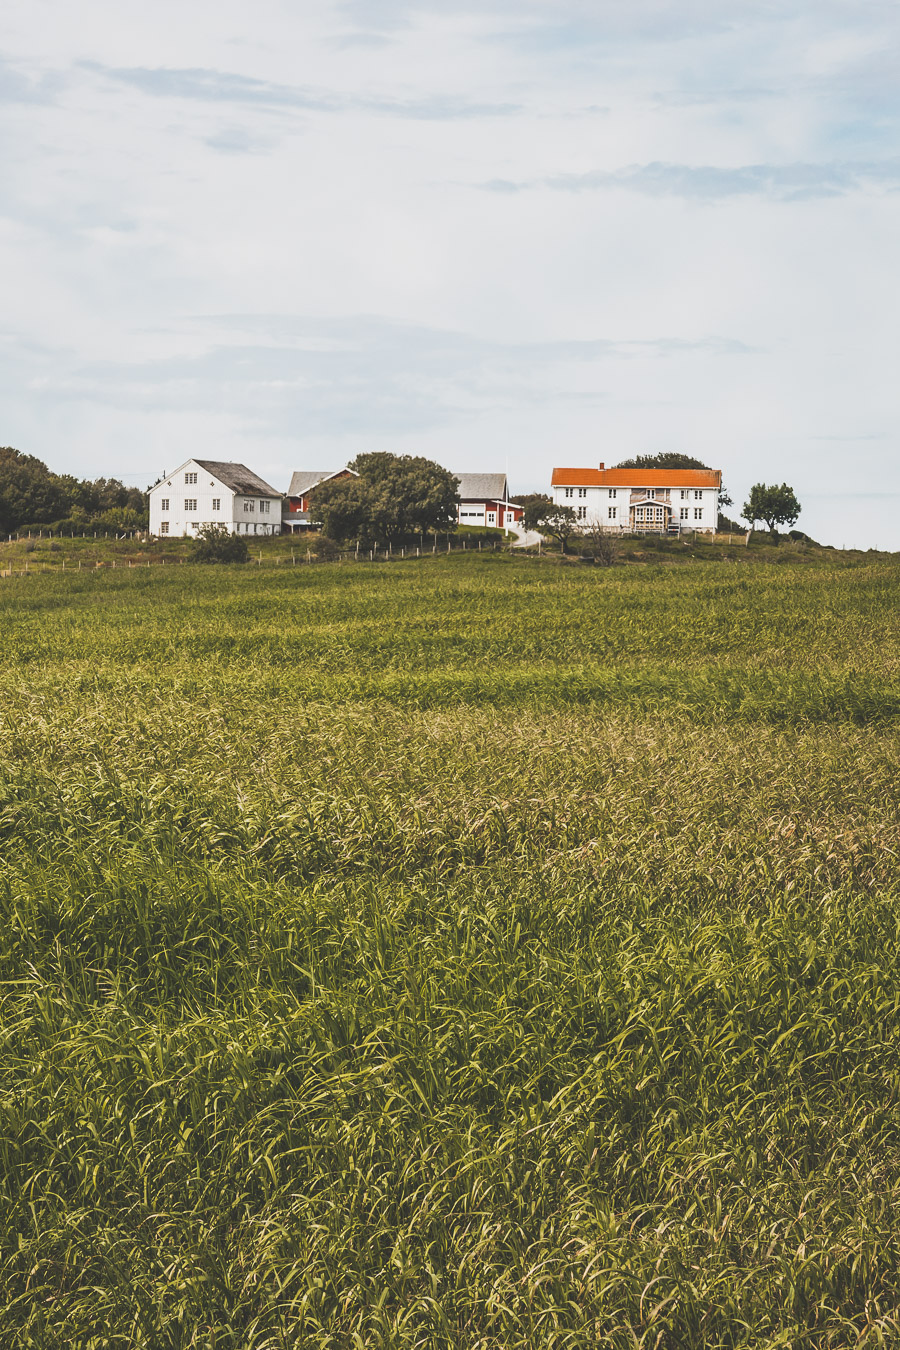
311 535 342 561
189 525 249 564
580 525 619 567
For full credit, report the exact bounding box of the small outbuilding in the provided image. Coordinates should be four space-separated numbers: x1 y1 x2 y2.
455 473 523 531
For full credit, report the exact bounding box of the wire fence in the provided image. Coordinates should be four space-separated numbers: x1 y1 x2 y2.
0 529 759 579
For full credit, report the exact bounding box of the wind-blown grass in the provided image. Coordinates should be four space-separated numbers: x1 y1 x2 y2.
1 556 899 1346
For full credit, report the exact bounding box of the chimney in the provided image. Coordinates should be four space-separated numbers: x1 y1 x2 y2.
598 462 604 470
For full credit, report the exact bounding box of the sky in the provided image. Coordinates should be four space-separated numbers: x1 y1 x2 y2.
1 0 899 548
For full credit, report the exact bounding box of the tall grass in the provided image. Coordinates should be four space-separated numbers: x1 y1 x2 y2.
0 557 899 1346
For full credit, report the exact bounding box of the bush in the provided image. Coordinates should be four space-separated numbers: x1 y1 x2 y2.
189 525 249 564
580 525 619 567
311 535 342 561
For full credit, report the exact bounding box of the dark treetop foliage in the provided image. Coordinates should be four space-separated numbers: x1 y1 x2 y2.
742 482 802 535
613 452 711 470
189 524 250 564
511 493 553 531
613 453 733 518
0 446 147 533
313 451 459 547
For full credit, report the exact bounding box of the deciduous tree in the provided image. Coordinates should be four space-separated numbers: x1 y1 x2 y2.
315 453 459 547
741 483 801 537
536 504 579 554
511 493 553 532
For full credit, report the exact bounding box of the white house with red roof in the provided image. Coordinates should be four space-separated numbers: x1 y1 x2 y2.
551 463 721 535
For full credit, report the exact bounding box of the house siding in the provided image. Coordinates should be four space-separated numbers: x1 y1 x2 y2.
149 461 282 538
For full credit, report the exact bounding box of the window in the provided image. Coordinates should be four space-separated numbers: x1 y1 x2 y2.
160 498 169 511
260 500 270 514
185 472 197 485
244 500 255 513
647 489 656 500
192 522 199 531
160 521 169 535
608 507 617 520
577 506 587 519
609 488 617 499
184 498 197 511
211 498 220 511
680 489 688 500
577 488 587 498
680 507 689 520
694 490 703 500
694 508 703 520
564 487 573 498
655 506 665 521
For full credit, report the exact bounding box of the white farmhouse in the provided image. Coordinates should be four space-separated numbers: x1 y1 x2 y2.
551 463 722 535
149 460 283 538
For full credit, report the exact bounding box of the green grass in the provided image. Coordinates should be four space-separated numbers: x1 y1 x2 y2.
1 555 900 1347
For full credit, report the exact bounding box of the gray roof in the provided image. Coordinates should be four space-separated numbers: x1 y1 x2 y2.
194 460 281 497
287 468 359 497
288 470 334 497
455 472 509 502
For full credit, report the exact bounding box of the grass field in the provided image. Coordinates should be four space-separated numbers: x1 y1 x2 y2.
1 554 900 1347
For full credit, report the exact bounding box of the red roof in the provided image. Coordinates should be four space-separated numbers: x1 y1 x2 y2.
552 466 721 489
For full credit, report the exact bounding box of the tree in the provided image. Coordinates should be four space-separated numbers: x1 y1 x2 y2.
741 483 801 537
581 522 618 566
613 453 733 526
0 446 150 533
314 452 459 547
614 453 709 470
536 504 579 554
0 447 68 532
189 524 249 563
511 493 553 532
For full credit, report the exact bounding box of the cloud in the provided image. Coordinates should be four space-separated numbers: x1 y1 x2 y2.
204 126 276 154
484 159 900 201
82 62 520 121
5 315 757 439
0 55 62 104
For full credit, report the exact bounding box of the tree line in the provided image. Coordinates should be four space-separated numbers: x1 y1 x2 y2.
0 447 148 535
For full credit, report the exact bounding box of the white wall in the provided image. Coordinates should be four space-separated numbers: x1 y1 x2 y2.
551 484 718 532
149 461 281 537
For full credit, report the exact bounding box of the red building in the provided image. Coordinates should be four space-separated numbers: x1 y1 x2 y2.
283 468 358 532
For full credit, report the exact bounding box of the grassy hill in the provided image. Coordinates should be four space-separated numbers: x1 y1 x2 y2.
1 555 899 1346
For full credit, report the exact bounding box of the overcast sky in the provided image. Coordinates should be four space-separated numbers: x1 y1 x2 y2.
2 0 899 547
